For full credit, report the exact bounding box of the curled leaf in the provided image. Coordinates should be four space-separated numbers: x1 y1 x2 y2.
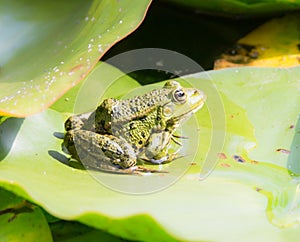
0 0 151 117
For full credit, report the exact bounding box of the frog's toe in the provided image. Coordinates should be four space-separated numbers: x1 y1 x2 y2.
171 134 189 146
172 134 189 139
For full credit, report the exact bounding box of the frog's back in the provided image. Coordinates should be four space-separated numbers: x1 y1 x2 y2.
83 88 171 134
112 88 171 122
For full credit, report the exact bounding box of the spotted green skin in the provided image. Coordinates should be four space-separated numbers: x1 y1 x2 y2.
64 81 206 172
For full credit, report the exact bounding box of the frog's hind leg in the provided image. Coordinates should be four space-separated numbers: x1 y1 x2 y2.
64 114 89 131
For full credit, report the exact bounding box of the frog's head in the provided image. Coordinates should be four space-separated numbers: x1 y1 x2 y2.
162 81 206 121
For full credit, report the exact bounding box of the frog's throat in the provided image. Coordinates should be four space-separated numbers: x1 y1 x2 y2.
170 100 204 123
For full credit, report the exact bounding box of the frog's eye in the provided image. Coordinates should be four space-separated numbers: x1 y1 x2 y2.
173 89 187 103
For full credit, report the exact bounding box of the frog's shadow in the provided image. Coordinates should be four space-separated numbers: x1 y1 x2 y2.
48 132 85 170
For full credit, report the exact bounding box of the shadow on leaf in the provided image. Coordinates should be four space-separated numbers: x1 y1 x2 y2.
0 118 24 161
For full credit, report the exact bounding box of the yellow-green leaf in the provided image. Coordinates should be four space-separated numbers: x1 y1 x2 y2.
214 13 300 69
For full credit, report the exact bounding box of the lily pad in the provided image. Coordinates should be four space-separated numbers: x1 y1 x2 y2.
0 62 300 241
0 0 151 117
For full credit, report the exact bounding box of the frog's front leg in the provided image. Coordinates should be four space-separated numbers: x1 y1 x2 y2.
144 131 182 164
64 130 137 170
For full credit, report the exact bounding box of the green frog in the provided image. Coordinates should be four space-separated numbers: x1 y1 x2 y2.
63 81 206 174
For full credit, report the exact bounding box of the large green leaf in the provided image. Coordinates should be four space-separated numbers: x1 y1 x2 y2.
164 0 300 17
0 0 151 117
0 63 299 241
